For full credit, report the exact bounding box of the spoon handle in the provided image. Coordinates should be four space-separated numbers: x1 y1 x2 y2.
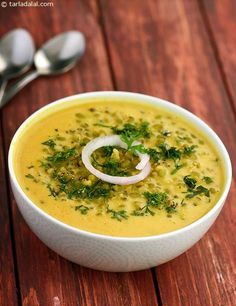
0 79 8 107
1 70 39 108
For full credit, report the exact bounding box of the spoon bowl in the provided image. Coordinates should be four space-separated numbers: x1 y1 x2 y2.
0 28 35 104
34 31 85 75
0 28 35 79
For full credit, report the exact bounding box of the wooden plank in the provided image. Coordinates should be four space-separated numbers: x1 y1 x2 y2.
99 0 236 305
0 1 159 305
0 123 18 306
74 267 158 306
201 0 236 112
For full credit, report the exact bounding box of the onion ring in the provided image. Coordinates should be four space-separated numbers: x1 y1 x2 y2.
81 135 151 185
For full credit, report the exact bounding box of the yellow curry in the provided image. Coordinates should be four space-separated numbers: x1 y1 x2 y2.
13 99 224 237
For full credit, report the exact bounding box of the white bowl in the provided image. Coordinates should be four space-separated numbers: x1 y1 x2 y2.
8 92 232 272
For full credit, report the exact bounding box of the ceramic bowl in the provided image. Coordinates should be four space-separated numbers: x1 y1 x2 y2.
8 92 232 272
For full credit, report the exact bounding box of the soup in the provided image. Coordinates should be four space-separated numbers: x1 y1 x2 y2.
12 98 225 237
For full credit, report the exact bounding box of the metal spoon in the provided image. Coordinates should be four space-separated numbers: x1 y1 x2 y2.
0 28 35 104
1 31 86 108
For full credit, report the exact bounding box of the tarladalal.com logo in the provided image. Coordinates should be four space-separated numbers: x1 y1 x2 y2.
1 1 54 8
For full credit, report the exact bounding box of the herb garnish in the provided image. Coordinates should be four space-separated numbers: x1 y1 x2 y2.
47 184 59 197
96 121 150 151
183 145 197 155
132 205 155 216
47 148 76 163
67 180 111 200
102 160 120 175
102 160 129 176
171 162 185 175
75 205 90 215
103 146 114 157
40 161 51 171
132 192 170 216
146 148 160 163
159 143 181 160
184 176 197 189
25 173 38 183
144 191 168 207
165 202 178 214
183 176 210 199
186 185 210 199
110 122 150 153
159 143 184 174
92 155 129 177
42 139 56 149
107 208 128 221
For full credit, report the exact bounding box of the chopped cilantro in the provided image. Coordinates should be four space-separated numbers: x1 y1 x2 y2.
132 205 155 216
42 139 56 149
103 146 114 157
183 176 210 199
92 155 129 177
86 184 110 199
107 208 128 221
67 180 110 200
129 143 146 155
159 143 183 174
96 121 150 150
102 160 119 175
144 191 168 207
159 143 181 160
133 191 174 216
47 148 76 163
75 205 90 215
171 162 185 175
146 148 160 163
47 184 59 197
165 202 178 214
132 192 167 216
102 160 128 176
184 176 197 189
40 161 51 170
117 122 150 148
183 145 197 155
186 185 210 199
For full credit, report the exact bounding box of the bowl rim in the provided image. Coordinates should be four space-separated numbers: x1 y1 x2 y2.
8 91 232 241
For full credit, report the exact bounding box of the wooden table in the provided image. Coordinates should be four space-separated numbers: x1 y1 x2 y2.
0 1 235 305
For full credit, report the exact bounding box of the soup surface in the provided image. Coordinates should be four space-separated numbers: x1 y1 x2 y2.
13 98 224 237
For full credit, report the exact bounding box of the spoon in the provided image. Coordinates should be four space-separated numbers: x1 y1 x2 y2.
1 31 86 108
0 28 35 104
